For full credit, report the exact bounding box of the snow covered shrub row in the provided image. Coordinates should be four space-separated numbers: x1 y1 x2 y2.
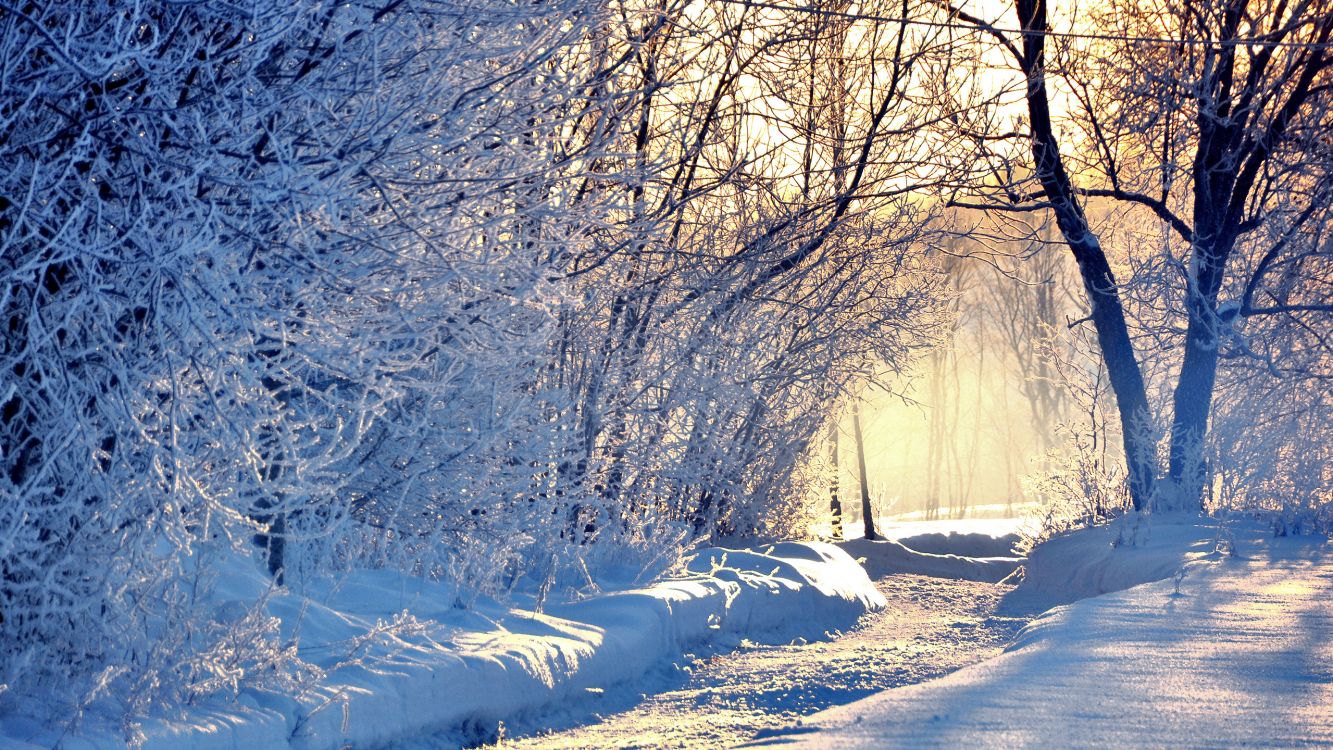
0 0 942 727
0 0 616 722
1207 362 1333 535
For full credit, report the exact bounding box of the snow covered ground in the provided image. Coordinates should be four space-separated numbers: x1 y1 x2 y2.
824 510 1033 549
13 513 1326 750
874 515 1033 543
474 574 1022 750
399 520 1033 749
838 537 1021 583
747 516 1333 749
834 515 1025 583
0 542 883 750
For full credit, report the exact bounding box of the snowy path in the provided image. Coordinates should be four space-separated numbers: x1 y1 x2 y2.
470 574 1025 750
750 537 1333 749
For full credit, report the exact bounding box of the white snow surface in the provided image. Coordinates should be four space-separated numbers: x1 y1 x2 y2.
875 516 1032 542
838 538 1021 583
830 516 1027 583
837 515 1030 546
747 516 1333 749
1003 512 1243 612
1 542 882 750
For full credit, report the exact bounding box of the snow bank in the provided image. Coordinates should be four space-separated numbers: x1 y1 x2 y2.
746 518 1333 749
891 531 1018 558
829 517 1027 583
876 516 1032 543
1001 512 1247 613
5 542 882 750
836 516 1031 544
838 538 1021 583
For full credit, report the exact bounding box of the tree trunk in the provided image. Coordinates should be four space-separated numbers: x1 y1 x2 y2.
829 421 843 540
1165 232 1233 509
1166 334 1218 508
1014 0 1155 510
1164 103 1245 510
853 403 876 540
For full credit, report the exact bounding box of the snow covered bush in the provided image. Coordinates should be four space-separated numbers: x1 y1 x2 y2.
527 0 948 552
1014 320 1139 552
0 0 619 722
0 0 946 733
1207 357 1333 535
1019 425 1134 554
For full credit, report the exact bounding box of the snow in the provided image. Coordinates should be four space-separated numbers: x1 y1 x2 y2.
3 542 883 750
876 517 1027 558
487 574 1020 749
745 516 1333 749
1002 512 1242 613
837 538 1021 583
833 517 1026 583
16 514 1329 750
836 514 1031 545
875 515 1032 542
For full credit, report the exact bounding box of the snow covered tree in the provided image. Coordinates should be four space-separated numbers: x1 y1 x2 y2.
527 0 948 545
0 0 954 728
0 0 623 716
937 0 1333 511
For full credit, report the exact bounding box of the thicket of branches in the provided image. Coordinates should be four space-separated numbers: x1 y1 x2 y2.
0 0 945 721
931 0 1332 517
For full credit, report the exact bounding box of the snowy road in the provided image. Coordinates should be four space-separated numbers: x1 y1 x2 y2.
475 573 1025 750
750 526 1333 749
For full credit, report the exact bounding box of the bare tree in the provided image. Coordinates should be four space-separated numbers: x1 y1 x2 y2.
540 0 950 542
937 0 1333 510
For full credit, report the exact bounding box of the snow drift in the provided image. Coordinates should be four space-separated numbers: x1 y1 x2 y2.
2 542 883 750
1000 512 1244 613
838 538 1022 583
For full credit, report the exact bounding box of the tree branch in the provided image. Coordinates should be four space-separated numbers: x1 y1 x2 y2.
1077 188 1193 243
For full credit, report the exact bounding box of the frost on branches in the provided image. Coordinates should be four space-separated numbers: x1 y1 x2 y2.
0 0 942 729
